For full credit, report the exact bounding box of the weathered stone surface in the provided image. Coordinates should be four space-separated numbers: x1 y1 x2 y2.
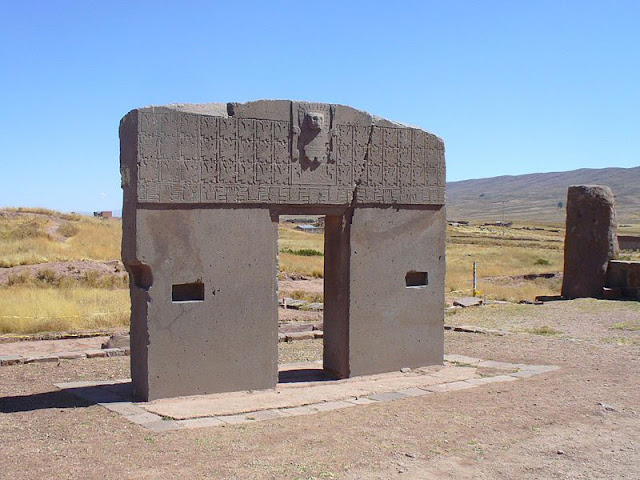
57 351 86 360
286 332 315 342
562 185 619 298
120 100 446 401
606 260 640 299
453 297 483 308
102 333 130 349
0 354 24 366
367 391 409 402
85 349 107 358
24 355 59 364
120 100 445 208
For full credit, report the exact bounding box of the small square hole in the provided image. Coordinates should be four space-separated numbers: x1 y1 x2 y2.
172 282 205 302
405 271 428 288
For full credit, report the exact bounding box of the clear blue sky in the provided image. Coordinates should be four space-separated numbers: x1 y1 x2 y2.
1 1 638 212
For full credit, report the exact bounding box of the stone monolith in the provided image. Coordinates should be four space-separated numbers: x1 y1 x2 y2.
562 185 619 299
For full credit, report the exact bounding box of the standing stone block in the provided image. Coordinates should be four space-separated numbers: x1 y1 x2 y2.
120 100 446 401
562 185 619 299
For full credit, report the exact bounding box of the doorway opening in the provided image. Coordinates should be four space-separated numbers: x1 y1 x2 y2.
276 210 350 383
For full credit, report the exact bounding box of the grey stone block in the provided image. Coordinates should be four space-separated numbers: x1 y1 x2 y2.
367 391 409 403
144 419 182 432
178 417 226 429
453 297 483 308
286 332 315 341
85 349 107 358
24 355 59 364
57 352 86 360
124 411 164 425
102 348 126 357
0 355 24 366
423 381 477 393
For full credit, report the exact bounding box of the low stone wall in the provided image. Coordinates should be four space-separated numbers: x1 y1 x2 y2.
604 260 640 300
618 235 640 251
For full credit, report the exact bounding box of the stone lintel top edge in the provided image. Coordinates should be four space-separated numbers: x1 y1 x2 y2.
124 100 443 141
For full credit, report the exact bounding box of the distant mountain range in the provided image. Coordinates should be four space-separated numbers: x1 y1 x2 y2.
446 166 640 224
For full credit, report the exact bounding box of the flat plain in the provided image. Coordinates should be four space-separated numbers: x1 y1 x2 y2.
0 208 639 479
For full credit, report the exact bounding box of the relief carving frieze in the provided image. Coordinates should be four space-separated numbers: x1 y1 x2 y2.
124 101 445 206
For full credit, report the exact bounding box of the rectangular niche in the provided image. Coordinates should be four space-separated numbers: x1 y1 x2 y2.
405 271 428 288
172 282 205 302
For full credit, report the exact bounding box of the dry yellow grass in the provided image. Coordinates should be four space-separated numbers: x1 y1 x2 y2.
0 211 121 267
1 210 628 333
446 224 565 301
0 286 129 334
278 224 324 277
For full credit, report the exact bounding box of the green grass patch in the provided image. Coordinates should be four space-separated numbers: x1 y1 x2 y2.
520 325 561 335
287 290 324 303
280 247 323 257
610 320 640 331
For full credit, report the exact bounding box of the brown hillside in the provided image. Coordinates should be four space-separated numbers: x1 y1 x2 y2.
446 166 640 224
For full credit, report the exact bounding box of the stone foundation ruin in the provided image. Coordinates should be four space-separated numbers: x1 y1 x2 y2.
120 100 446 401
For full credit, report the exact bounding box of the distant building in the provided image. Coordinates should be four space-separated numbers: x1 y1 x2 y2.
481 221 512 227
295 224 324 234
93 211 113 219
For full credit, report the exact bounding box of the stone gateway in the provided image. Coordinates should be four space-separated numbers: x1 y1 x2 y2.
120 100 446 401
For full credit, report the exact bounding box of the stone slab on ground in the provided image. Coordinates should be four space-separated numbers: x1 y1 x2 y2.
0 336 109 356
55 357 559 431
453 297 483 308
0 355 24 366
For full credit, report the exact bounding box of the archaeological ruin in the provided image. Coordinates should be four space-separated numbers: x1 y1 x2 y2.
120 100 446 401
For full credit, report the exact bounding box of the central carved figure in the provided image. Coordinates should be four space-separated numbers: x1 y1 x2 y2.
292 103 335 168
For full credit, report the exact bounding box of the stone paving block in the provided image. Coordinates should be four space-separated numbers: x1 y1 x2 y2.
475 360 521 370
74 388 127 404
101 402 147 416
396 387 434 397
57 351 86 360
444 354 482 365
243 409 288 422
278 405 319 417
520 364 560 374
0 355 24 366
102 348 125 357
509 370 539 378
178 417 227 429
423 381 478 393
286 332 315 341
125 411 164 425
367 391 410 402
453 297 483 308
310 400 355 412
103 382 133 398
465 375 519 386
85 349 107 358
145 419 182 432
279 323 314 333
217 414 254 425
346 396 378 405
24 355 59 364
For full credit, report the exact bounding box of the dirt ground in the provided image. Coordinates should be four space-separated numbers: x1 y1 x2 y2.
0 299 638 479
